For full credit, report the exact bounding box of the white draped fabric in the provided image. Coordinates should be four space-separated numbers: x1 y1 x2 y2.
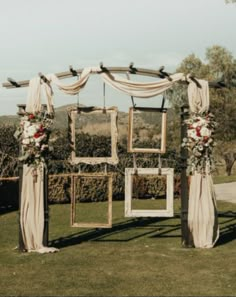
42 67 185 99
21 164 58 253
100 72 184 98
20 78 59 253
187 79 219 248
46 67 95 95
26 77 54 114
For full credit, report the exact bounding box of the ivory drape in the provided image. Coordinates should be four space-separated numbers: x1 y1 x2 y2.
43 67 185 98
187 79 219 248
20 78 58 253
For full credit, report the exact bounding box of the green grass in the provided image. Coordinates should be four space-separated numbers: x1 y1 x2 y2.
213 174 236 184
0 200 236 296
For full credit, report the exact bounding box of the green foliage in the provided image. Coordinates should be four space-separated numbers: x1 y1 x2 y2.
75 132 111 157
0 124 19 177
167 45 236 175
44 127 182 204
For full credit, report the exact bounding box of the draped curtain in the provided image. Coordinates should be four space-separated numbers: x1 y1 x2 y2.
20 78 58 253
187 79 219 248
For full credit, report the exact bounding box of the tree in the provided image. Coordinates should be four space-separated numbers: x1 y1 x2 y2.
0 125 18 178
168 46 236 175
224 152 236 176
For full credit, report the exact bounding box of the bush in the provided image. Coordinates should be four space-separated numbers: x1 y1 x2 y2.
0 127 182 206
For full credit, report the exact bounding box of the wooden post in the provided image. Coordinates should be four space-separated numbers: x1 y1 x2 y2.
18 163 25 251
180 105 190 247
43 167 49 246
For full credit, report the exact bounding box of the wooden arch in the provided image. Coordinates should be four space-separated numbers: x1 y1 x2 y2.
2 64 225 89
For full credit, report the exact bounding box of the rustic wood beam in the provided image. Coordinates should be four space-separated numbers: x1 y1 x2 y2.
2 65 231 89
1 66 176 89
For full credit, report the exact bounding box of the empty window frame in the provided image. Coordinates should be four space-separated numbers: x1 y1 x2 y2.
69 106 118 165
125 168 174 217
127 107 167 153
71 173 113 228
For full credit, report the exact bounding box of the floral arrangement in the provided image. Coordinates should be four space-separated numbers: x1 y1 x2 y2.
14 111 54 169
182 112 217 175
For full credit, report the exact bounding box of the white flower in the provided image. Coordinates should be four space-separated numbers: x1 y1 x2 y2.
27 125 38 137
23 121 31 128
22 138 30 145
41 144 48 151
192 122 199 128
197 144 204 151
187 129 198 139
200 126 211 137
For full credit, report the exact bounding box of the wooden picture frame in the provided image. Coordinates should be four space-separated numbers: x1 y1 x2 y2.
68 106 119 165
127 107 167 153
125 168 174 217
71 173 113 228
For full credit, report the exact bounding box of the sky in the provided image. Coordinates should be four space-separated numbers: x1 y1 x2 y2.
0 0 235 115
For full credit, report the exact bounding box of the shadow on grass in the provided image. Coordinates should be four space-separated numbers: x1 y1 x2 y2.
50 215 181 249
216 211 236 246
50 211 236 249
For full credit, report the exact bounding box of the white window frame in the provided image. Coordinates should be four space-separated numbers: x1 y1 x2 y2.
125 168 174 217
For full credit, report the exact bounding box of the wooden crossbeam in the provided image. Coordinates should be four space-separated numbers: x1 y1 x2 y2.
2 66 168 89
2 65 229 89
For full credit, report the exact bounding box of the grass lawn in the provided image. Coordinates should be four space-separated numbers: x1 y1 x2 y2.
213 174 236 184
0 199 236 296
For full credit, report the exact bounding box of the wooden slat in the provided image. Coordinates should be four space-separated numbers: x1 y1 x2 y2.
0 176 19 181
2 67 169 89
2 65 230 89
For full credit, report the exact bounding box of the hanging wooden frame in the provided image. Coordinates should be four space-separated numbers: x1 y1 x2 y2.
69 106 119 165
125 168 174 217
127 107 167 154
71 173 113 228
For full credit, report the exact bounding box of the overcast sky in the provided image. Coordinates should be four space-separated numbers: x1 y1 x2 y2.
0 0 235 115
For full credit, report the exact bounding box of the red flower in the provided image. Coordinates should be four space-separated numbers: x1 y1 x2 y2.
39 124 44 132
34 132 43 138
196 126 201 137
28 114 35 120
